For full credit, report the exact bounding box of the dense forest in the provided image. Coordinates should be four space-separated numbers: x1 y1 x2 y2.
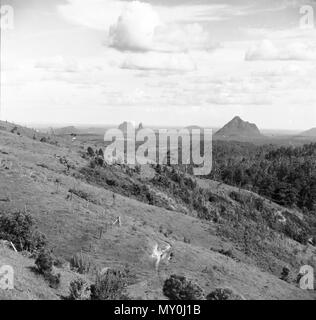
208 142 316 213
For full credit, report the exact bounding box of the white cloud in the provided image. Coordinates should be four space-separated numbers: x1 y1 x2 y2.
35 56 79 72
245 40 279 60
245 39 316 61
59 0 214 53
155 23 216 52
109 1 161 52
58 0 122 31
121 52 196 72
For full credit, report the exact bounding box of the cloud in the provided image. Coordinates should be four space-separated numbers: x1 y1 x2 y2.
155 23 216 52
108 1 214 53
121 52 197 72
207 93 271 105
109 1 161 52
245 39 316 61
35 56 79 72
58 0 122 31
60 0 214 53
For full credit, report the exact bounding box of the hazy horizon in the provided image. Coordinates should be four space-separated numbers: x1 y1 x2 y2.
5 119 309 134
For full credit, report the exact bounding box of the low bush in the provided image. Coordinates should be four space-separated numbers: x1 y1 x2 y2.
163 275 204 300
0 210 47 253
229 191 246 205
35 249 53 275
280 267 290 282
90 269 128 300
68 278 91 300
45 272 61 289
87 147 95 157
70 252 92 274
35 249 61 289
206 288 244 300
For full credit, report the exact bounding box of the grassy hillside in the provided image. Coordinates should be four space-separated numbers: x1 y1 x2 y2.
0 122 315 300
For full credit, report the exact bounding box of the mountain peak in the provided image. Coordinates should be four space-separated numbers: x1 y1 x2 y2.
214 116 262 141
231 116 243 122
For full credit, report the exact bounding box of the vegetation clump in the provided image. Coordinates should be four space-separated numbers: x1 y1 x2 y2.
68 278 91 300
90 269 128 300
70 252 93 274
35 249 61 289
0 210 47 253
163 275 204 300
206 288 244 300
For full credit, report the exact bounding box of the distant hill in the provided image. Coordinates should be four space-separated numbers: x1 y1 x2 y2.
54 126 80 135
0 120 41 139
214 116 263 141
299 127 316 137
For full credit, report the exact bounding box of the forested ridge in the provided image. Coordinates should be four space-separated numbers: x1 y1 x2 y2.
209 142 316 212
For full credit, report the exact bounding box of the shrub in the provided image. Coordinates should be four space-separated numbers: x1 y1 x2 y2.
0 211 47 253
217 248 235 259
283 221 309 245
87 147 95 157
253 198 264 212
98 148 104 158
280 267 290 282
70 252 92 274
35 250 61 289
163 275 204 300
229 191 246 204
45 272 61 289
95 157 104 167
90 269 128 300
53 256 67 268
68 278 91 300
197 206 211 220
206 288 244 300
89 159 96 169
106 178 118 186
35 249 54 275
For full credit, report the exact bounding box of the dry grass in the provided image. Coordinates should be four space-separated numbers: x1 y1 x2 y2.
0 123 315 300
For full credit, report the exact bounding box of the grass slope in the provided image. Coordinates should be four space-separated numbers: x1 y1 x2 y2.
0 124 315 300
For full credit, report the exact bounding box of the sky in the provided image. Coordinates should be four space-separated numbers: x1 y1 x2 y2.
1 0 316 130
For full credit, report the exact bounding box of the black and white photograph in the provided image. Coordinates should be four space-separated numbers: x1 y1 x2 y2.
0 0 315 306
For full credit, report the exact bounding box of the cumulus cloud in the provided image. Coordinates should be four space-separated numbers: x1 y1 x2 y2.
108 1 213 52
35 56 79 72
245 40 316 61
109 1 161 52
245 40 279 60
121 52 196 72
